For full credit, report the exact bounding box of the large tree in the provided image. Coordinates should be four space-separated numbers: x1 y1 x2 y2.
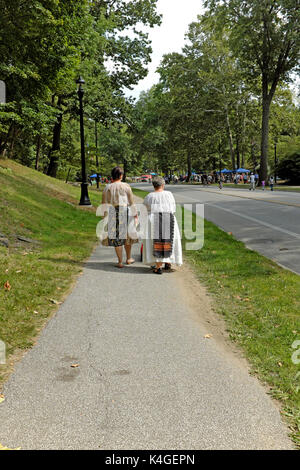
205 0 300 180
0 0 161 178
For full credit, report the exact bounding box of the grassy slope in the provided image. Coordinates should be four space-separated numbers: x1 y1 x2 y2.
133 187 300 445
0 160 101 386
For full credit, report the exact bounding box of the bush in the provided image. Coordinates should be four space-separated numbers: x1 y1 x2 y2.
277 152 300 184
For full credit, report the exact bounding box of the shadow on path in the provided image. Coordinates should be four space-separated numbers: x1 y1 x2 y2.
84 261 151 275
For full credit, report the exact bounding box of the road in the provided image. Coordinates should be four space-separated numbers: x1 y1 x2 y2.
0 243 293 449
133 184 300 275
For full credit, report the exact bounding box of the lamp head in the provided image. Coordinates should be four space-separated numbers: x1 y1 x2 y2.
76 76 85 86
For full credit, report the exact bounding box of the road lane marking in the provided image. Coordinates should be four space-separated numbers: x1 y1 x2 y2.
185 187 300 209
207 204 300 240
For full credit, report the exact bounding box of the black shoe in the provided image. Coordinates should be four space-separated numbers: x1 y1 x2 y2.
153 268 163 275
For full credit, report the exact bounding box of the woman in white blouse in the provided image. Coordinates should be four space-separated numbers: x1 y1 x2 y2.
143 177 182 274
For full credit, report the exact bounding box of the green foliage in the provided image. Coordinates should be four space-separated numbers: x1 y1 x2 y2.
204 0 300 180
278 152 300 184
129 6 300 179
0 0 161 177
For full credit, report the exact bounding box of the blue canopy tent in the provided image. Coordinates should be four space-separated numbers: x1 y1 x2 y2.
89 174 100 178
236 168 250 173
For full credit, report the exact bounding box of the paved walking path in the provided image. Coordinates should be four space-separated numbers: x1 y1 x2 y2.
0 244 294 450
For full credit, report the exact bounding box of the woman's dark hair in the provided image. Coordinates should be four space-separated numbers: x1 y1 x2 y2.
111 166 124 181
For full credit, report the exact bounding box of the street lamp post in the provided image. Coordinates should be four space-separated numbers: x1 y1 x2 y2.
76 76 91 206
95 119 100 189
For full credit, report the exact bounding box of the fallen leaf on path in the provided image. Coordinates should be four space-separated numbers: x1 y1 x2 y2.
278 362 283 367
4 281 11 291
33 311 39 314
204 334 213 339
0 394 5 404
16 270 22 274
71 364 80 368
0 442 21 450
49 299 62 305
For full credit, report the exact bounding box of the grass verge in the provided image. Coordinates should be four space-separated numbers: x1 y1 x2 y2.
0 159 101 388
132 187 300 446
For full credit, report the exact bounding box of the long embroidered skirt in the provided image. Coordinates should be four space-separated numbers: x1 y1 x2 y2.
153 212 175 258
102 205 138 247
142 212 182 265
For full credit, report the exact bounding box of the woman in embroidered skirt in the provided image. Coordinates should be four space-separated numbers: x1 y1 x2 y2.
143 177 182 274
101 167 138 268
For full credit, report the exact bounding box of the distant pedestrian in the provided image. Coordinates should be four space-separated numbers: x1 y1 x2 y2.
249 173 256 191
261 180 265 191
269 176 274 191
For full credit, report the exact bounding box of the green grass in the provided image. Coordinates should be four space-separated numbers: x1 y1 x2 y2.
0 159 101 387
132 187 300 446
131 188 149 200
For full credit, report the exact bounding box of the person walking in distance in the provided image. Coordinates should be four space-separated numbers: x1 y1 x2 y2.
249 173 256 191
269 175 274 192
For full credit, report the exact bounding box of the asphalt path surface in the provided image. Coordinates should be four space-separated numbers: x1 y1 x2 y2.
0 243 293 449
133 184 300 275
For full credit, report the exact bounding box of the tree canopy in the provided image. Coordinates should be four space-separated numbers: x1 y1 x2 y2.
1 0 299 183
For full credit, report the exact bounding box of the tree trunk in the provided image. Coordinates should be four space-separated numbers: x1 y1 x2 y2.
186 151 192 182
8 124 17 158
47 97 63 178
123 157 127 182
251 141 257 172
0 123 13 158
260 89 271 183
65 167 71 183
225 103 235 170
235 136 240 169
241 106 247 168
35 135 42 170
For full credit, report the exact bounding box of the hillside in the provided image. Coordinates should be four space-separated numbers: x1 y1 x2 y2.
0 159 100 386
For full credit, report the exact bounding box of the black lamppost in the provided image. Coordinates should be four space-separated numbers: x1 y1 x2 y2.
76 76 91 206
94 119 100 189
